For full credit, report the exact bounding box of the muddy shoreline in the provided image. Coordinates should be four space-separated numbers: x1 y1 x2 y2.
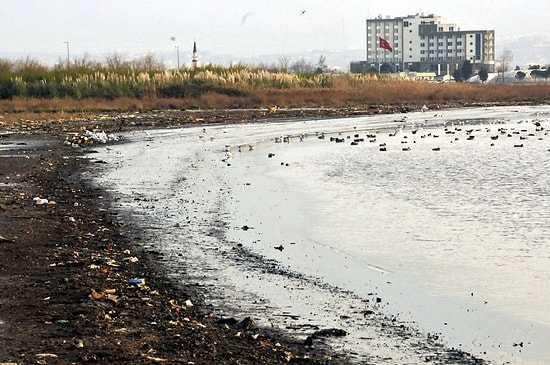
0 105 521 364
0 140 340 364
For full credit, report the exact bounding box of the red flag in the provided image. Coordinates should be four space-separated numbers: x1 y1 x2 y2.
379 37 393 52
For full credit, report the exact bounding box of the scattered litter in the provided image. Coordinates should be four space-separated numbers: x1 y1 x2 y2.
90 289 119 304
65 129 122 147
105 260 120 267
36 353 59 358
104 294 119 304
143 355 167 363
0 234 14 243
33 197 56 206
90 289 103 300
129 278 145 286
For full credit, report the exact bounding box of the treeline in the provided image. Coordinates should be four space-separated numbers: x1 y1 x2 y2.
0 53 340 100
527 65 550 79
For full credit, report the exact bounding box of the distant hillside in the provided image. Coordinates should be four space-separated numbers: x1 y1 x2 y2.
499 33 550 68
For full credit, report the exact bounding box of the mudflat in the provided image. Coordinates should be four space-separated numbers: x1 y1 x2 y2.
0 105 501 364
0 109 353 365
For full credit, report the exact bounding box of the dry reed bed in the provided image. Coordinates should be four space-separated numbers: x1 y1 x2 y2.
1 75 550 123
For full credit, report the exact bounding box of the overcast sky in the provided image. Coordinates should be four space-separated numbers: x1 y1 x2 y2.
3 0 549 64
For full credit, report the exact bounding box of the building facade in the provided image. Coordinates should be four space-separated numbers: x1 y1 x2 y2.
360 13 494 75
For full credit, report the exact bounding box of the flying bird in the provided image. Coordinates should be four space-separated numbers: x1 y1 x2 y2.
300 10 306 15
241 11 253 25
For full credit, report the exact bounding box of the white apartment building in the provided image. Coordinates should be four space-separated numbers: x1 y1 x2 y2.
353 13 494 75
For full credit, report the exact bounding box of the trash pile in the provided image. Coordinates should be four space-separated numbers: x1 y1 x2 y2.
64 129 122 147
33 196 56 206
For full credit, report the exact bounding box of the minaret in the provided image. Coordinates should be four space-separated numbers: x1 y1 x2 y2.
191 41 199 69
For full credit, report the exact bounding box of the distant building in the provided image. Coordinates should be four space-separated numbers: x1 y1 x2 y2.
353 13 495 76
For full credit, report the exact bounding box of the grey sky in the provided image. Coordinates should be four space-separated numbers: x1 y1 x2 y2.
3 0 549 64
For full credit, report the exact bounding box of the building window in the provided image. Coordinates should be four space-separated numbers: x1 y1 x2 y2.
404 21 409 27
449 26 454 31
420 42 425 47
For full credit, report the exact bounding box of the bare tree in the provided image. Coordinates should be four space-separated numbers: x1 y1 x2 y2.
105 52 131 71
499 49 513 72
0 58 13 73
132 52 165 72
278 56 290 73
73 52 102 70
290 58 315 74
497 49 514 83
13 57 48 73
256 62 280 72
316 55 328 74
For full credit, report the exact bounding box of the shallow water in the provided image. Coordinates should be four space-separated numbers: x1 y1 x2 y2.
91 106 550 364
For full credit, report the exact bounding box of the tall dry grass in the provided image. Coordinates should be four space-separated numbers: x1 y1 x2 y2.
1 67 550 115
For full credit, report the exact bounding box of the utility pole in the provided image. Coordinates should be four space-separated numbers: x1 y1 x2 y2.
64 41 70 67
175 45 180 69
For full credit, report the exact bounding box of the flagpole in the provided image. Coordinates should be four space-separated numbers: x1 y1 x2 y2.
375 34 378 73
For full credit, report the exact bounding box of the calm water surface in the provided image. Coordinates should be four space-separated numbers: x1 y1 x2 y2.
229 112 549 362
94 106 550 364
